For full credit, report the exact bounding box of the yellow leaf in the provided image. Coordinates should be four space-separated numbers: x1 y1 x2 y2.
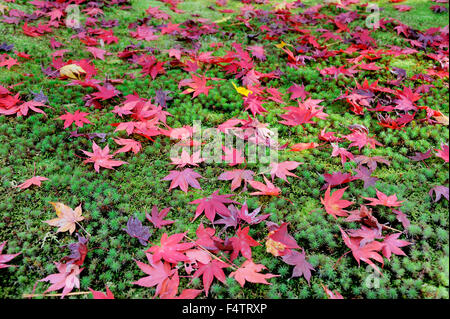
59 64 86 80
274 2 287 10
265 238 287 257
434 114 449 126
232 82 252 97
44 202 84 234
275 41 287 49
214 16 232 24
0 3 9 14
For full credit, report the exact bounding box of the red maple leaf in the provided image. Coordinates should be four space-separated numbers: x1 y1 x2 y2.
0 56 19 69
138 55 167 79
321 186 354 219
287 82 309 100
344 131 382 150
181 74 213 98
97 29 118 45
218 169 255 191
130 25 159 41
408 150 432 162
0 84 10 95
22 22 44 37
331 143 354 166
0 100 51 117
146 232 194 264
362 189 404 207
392 209 410 230
81 142 127 172
16 176 49 190
190 190 238 222
162 168 203 193
113 138 142 155
347 225 383 246
146 205 175 229
279 99 322 127
192 260 229 296
195 223 223 252
235 202 270 226
339 227 384 274
281 249 315 283
429 185 449 202
229 226 261 261
229 259 278 287
158 270 202 299
86 47 108 61
58 110 92 129
321 172 356 190
161 23 182 35
89 286 115 299
322 284 344 299
353 155 390 171
435 143 449 162
248 176 281 196
133 253 174 297
0 241 21 269
381 233 411 260
92 85 120 101
289 142 319 152
394 4 412 11
243 93 267 117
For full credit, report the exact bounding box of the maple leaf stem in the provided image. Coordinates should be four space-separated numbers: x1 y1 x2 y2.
333 250 351 270
326 41 340 47
382 224 403 233
23 291 91 298
74 153 86 160
278 195 293 204
27 280 39 299
89 246 109 251
184 235 238 270
315 143 330 150
76 221 91 238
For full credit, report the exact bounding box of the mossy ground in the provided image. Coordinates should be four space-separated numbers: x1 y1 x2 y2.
0 0 449 299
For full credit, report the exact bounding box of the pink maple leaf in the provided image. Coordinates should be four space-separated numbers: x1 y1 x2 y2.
248 176 281 196
86 47 108 61
16 176 49 190
269 161 302 183
89 286 115 299
189 190 238 222
162 168 203 193
362 189 404 207
0 241 21 269
435 143 449 162
40 262 83 299
146 205 175 229
113 138 142 155
58 110 92 129
82 142 127 172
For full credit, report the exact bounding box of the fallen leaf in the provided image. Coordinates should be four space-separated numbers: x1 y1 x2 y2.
43 202 85 234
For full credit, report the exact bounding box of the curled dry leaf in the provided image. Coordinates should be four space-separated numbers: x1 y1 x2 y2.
59 64 86 80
